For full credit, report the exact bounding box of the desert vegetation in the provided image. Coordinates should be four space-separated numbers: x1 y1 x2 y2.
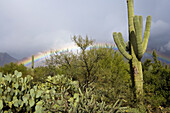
0 0 169 112
0 36 169 112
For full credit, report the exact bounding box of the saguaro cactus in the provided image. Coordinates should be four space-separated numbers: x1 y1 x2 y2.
31 55 35 76
32 55 34 69
112 0 151 103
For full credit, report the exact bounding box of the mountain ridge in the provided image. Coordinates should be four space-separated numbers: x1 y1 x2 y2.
0 52 18 66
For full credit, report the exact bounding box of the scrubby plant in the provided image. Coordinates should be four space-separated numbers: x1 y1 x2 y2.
0 62 29 77
38 74 126 112
143 50 170 111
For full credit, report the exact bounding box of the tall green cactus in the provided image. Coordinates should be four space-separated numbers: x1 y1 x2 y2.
112 0 151 103
32 55 34 69
31 55 34 76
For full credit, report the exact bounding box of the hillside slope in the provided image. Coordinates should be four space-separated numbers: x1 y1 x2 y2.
0 52 18 66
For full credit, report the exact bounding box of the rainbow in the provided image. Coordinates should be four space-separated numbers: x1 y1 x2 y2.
18 43 118 67
18 43 170 67
18 44 79 67
18 50 55 67
145 49 170 64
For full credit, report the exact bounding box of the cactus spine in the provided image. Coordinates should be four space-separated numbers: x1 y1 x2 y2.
112 0 151 103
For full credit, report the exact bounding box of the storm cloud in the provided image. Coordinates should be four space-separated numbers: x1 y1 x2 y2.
0 0 170 59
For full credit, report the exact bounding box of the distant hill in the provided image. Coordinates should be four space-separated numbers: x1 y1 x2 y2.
0 52 18 66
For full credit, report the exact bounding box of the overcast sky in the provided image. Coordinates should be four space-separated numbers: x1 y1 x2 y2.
0 0 170 59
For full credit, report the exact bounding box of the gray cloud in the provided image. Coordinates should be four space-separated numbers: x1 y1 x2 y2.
151 20 170 37
148 19 170 52
158 41 170 53
0 0 170 59
164 41 170 51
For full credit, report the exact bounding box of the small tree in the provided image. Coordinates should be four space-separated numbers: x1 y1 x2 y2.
72 36 104 89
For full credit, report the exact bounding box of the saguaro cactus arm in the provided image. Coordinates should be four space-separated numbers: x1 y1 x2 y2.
142 16 151 54
133 15 143 60
139 15 143 39
118 32 126 50
113 32 132 60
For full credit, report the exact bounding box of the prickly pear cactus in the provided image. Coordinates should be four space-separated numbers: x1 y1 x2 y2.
37 75 125 112
0 70 44 112
0 71 126 112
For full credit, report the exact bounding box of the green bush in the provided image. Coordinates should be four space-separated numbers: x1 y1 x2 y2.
143 50 170 109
